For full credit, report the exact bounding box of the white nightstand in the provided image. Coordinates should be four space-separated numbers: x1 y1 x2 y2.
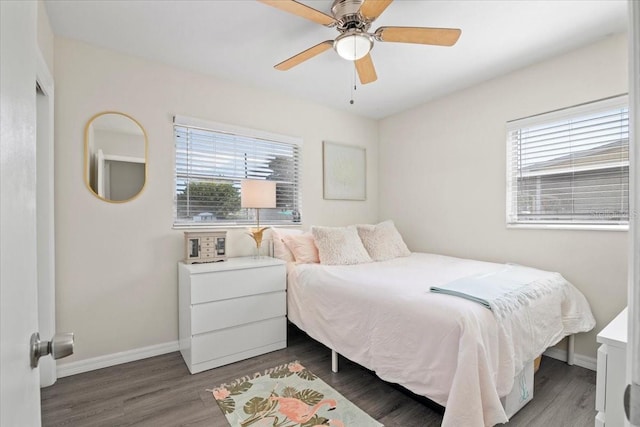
595 308 628 427
178 257 287 374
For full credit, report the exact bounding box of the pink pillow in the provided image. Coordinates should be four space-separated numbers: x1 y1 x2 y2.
271 229 296 263
282 233 320 264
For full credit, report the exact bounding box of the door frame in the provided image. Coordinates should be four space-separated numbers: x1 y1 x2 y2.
629 1 639 426
36 47 56 388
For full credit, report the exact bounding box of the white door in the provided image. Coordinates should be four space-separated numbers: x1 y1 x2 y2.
0 1 42 426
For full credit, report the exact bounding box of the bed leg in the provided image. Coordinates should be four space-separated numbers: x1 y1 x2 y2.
331 350 339 373
567 335 575 366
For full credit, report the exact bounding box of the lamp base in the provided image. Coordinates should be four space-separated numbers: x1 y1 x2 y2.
252 246 267 259
248 227 269 259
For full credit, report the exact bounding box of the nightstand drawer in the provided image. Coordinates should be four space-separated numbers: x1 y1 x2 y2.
192 291 286 334
191 316 286 365
191 265 285 304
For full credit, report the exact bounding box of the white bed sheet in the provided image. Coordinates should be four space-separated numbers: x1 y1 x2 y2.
286 253 595 427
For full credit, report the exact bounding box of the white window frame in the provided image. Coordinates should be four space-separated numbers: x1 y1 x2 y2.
506 95 629 231
173 115 303 229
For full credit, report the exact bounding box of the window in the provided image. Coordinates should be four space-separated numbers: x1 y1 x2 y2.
173 116 302 228
506 95 628 228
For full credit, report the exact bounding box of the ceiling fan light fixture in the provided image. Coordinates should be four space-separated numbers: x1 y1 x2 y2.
334 31 372 61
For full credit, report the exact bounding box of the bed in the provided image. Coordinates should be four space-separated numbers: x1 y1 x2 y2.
284 251 596 427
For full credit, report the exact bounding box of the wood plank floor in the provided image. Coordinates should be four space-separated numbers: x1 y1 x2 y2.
41 324 596 426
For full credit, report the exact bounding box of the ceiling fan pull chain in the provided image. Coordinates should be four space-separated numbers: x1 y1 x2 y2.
350 61 357 105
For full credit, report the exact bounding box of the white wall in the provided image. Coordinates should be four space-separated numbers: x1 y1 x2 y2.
54 37 378 363
379 33 628 359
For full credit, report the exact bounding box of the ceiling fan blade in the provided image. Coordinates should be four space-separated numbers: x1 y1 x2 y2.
360 0 393 20
376 26 461 46
274 41 334 71
355 53 377 84
258 0 336 26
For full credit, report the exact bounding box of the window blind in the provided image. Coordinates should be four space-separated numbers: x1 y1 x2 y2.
173 117 302 227
506 95 628 227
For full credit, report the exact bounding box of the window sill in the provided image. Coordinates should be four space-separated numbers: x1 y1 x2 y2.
506 223 628 232
173 223 303 231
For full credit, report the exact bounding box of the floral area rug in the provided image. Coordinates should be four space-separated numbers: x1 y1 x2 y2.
209 361 383 427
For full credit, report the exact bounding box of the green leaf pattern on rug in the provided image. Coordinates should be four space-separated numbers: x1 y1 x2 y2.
288 361 317 381
243 396 271 416
295 389 323 406
229 380 253 395
269 368 294 379
269 361 317 381
217 397 235 415
282 386 298 398
212 380 254 415
295 368 317 382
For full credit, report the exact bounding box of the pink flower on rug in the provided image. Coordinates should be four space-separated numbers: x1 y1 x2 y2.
212 387 230 400
288 362 304 373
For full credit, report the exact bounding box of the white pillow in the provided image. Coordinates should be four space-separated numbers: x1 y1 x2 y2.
282 233 320 264
224 229 257 258
311 225 372 265
268 228 303 262
356 220 411 261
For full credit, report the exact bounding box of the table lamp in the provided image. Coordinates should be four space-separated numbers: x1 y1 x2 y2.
241 179 276 255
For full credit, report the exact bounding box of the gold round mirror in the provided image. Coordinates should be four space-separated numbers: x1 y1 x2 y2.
84 112 147 202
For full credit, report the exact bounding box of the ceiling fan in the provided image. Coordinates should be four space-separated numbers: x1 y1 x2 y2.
259 0 462 85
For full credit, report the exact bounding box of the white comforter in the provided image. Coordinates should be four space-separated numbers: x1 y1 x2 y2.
286 253 595 427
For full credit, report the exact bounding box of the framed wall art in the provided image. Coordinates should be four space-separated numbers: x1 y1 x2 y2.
322 141 366 201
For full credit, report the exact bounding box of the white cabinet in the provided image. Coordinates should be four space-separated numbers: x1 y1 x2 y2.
178 257 287 374
595 308 628 427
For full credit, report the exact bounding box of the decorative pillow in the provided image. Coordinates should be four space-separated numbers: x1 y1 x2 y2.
224 229 257 258
282 233 320 264
311 225 372 265
268 228 303 263
356 220 411 261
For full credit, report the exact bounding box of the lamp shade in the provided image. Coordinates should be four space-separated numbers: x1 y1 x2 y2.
241 180 276 209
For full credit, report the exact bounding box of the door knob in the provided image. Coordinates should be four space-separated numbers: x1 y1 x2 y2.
624 383 640 426
30 332 74 368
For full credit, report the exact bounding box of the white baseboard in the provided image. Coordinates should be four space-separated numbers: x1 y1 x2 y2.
55 340 597 378
543 347 597 371
57 341 180 378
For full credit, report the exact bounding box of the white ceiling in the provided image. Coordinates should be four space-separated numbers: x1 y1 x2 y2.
45 0 628 120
